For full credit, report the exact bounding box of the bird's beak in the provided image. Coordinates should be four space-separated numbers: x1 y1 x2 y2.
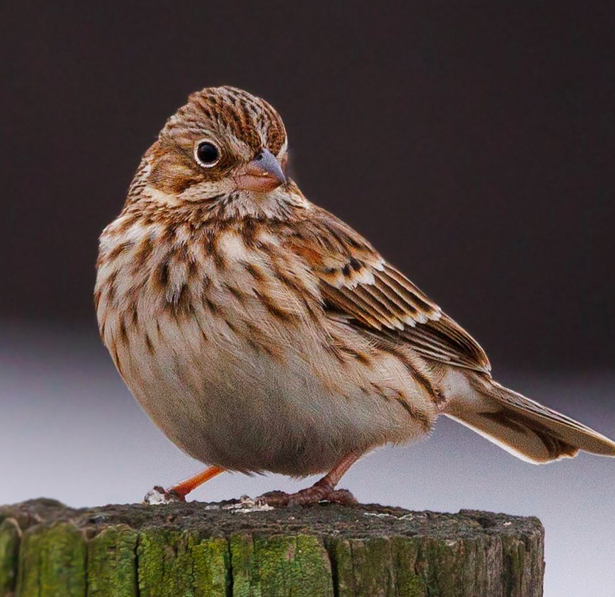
234 149 286 192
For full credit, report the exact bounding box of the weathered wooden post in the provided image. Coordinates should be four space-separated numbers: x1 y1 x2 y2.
0 498 544 596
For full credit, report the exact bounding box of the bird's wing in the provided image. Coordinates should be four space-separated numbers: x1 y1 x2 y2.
287 208 491 373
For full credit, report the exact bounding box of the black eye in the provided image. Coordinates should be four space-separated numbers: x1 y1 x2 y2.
195 141 220 167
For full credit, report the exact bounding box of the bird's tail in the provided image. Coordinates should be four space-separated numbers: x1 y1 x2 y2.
443 372 615 463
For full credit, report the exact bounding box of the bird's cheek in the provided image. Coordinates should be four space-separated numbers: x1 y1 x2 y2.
179 179 236 202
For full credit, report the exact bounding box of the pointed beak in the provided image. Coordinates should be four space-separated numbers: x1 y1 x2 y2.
234 149 286 192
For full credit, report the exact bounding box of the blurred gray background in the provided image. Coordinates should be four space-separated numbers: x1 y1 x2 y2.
1 2 614 595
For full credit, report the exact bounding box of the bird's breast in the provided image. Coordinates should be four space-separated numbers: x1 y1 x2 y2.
95 216 324 363
94 214 436 473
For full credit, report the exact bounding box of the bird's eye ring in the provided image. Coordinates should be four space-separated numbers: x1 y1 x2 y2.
194 141 220 167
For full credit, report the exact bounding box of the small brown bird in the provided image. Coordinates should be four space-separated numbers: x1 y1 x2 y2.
95 86 615 506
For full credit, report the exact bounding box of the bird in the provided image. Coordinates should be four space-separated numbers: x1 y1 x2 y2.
95 86 615 506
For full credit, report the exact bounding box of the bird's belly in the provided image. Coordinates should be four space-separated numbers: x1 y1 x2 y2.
106 291 436 475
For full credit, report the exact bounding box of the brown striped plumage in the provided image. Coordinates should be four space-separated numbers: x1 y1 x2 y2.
96 86 615 505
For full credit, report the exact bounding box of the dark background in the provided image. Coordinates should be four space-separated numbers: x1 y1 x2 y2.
2 1 614 370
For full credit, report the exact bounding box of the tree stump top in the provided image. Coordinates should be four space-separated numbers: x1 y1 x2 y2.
1 498 540 541
0 498 545 597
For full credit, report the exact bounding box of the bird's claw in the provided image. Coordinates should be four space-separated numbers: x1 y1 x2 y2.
257 486 357 507
143 485 186 505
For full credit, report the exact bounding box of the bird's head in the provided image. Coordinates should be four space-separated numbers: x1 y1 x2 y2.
132 86 307 220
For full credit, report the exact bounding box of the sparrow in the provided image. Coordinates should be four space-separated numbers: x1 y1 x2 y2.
95 86 615 506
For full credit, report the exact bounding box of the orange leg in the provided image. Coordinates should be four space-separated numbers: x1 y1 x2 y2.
258 452 361 506
144 465 224 504
169 466 225 498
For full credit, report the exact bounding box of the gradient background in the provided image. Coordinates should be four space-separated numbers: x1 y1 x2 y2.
2 2 614 595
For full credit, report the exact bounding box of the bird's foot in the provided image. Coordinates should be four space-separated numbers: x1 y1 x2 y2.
143 485 186 505
257 481 357 507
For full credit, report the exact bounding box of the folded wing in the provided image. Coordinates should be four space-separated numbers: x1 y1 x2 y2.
287 208 491 373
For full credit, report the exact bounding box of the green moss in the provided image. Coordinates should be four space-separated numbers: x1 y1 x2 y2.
87 524 138 597
291 535 334 597
15 523 41 597
91 528 231 597
228 534 255 597
137 528 202 597
328 536 421 597
192 536 230 597
415 537 459 597
502 536 528 597
0 518 21 596
349 537 397 597
2 500 544 597
324 538 353 597
16 522 86 597
390 537 426 597
230 534 333 597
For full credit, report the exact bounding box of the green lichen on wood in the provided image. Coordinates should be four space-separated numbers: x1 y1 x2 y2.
137 529 233 597
347 537 396 597
390 537 426 597
227 534 254 595
501 531 544 597
137 528 202 597
0 518 21 596
1 500 545 597
191 536 230 597
86 524 138 597
328 536 430 597
415 537 455 596
328 536 431 597
292 535 334 597
231 533 334 597
14 524 41 597
418 535 504 597
324 538 353 597
16 522 86 597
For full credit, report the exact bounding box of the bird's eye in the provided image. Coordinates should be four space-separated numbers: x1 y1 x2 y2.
195 141 220 167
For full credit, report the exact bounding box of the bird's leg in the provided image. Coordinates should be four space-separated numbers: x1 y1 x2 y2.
143 465 224 504
258 453 361 506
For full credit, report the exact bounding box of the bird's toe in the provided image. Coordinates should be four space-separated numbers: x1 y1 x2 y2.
143 485 186 505
257 486 358 507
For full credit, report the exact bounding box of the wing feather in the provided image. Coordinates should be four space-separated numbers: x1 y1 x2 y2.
287 209 491 373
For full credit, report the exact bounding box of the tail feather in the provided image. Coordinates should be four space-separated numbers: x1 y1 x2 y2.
444 374 615 463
